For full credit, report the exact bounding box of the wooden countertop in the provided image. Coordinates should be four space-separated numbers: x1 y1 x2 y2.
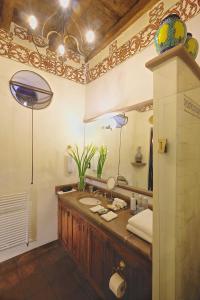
58 191 152 261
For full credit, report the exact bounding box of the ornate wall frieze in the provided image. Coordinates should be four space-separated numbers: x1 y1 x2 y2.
86 0 200 83
0 28 85 84
0 0 199 85
13 24 81 64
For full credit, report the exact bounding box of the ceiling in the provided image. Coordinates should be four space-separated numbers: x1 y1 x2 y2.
0 0 159 61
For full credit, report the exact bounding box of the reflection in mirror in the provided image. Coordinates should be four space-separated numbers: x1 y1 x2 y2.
9 70 53 109
119 109 153 191
85 116 121 179
84 102 153 193
107 177 116 190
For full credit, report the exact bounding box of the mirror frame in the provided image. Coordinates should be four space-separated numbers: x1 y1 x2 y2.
9 70 53 110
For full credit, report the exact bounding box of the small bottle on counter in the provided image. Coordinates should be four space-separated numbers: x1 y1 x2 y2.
137 194 144 213
130 193 137 214
142 197 148 209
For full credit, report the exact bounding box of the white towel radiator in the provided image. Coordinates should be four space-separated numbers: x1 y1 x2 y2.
0 193 30 251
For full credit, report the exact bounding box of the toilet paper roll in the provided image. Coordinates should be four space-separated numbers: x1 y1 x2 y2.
109 272 126 298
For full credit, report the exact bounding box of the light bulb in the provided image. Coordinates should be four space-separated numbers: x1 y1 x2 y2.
59 0 70 8
28 15 38 30
86 30 95 43
57 44 65 56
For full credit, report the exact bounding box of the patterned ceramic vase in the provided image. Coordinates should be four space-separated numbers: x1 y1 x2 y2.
154 14 187 54
184 33 199 59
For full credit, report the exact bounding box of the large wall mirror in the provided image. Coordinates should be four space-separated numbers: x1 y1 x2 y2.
84 100 153 193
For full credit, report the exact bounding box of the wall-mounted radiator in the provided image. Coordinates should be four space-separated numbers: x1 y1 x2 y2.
0 193 30 251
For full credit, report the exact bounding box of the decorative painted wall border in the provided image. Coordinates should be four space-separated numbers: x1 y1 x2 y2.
12 24 81 64
0 0 199 84
86 0 200 83
0 28 86 84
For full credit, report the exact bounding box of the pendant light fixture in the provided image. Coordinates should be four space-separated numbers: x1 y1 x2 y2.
26 0 95 59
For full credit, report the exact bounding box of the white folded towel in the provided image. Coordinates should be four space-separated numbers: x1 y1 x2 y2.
126 224 152 244
128 209 152 237
113 198 127 208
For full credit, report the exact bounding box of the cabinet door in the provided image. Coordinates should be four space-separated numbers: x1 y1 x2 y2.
80 220 88 273
71 213 88 272
129 262 152 300
58 202 62 239
88 225 106 293
61 207 72 252
71 213 81 262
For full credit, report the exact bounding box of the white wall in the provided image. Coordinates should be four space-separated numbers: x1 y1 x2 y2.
85 14 200 120
0 57 85 262
85 45 155 120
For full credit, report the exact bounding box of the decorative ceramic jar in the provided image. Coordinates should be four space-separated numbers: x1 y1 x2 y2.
184 33 199 59
154 14 187 54
135 146 143 163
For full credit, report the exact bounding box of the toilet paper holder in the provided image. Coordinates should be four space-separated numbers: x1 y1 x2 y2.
112 260 127 283
109 263 127 299
113 260 126 274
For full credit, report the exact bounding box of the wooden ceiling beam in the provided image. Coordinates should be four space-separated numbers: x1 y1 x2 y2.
0 0 21 30
98 0 121 20
86 0 160 62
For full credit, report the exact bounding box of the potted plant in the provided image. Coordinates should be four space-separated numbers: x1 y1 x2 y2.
97 145 108 179
67 144 97 191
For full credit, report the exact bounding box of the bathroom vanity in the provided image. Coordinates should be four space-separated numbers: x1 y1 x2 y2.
58 190 152 300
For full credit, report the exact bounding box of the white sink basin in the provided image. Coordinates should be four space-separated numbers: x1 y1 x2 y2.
79 197 101 206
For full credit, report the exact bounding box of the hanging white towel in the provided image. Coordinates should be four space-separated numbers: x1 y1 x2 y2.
66 155 74 174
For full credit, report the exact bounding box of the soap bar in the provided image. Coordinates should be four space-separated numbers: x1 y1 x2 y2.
90 205 104 213
101 211 118 222
97 208 109 215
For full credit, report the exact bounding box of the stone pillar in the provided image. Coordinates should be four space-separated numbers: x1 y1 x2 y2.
146 45 200 300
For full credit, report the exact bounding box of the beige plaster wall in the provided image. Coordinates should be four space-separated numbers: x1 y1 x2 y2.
0 57 85 262
152 56 200 300
176 86 200 300
85 14 200 120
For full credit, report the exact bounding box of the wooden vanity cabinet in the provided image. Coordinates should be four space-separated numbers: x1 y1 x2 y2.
59 202 152 300
88 225 107 294
71 212 88 272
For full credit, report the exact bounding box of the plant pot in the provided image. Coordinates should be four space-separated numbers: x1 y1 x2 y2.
184 32 199 59
154 14 187 54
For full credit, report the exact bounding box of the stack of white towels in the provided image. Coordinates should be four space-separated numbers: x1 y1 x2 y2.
126 209 153 244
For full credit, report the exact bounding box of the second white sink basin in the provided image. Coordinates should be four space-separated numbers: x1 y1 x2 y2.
79 197 101 206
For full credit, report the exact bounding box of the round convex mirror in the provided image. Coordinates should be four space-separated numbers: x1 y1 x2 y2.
107 177 116 190
9 70 53 109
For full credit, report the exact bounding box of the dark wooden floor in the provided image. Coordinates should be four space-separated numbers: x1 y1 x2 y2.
0 241 100 300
